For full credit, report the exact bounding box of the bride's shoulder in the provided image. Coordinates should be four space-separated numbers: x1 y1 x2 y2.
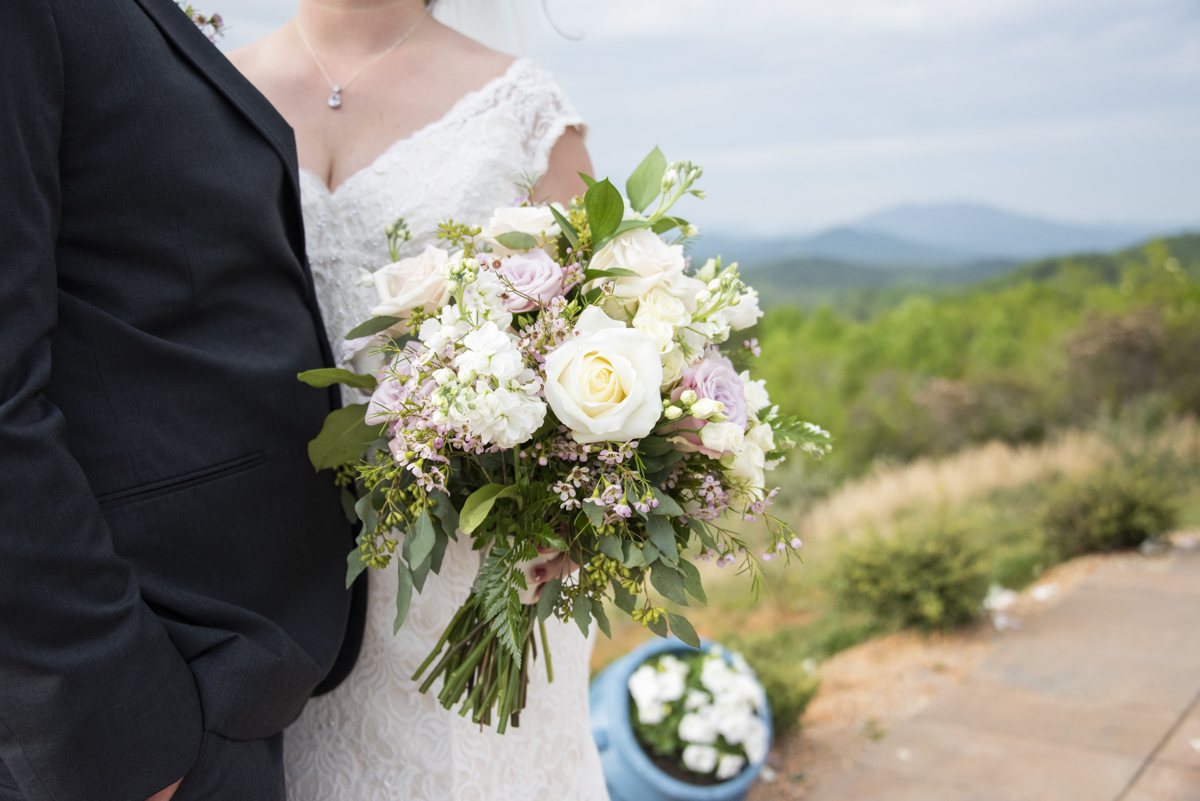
425 22 518 92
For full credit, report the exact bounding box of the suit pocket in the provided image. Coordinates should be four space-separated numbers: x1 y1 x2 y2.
96 451 266 510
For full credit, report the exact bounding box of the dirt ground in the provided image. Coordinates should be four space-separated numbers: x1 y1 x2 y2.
745 549 1147 800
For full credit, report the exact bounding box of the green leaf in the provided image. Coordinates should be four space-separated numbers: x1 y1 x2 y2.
429 491 459 540
651 216 682 235
407 511 437 573
668 612 701 648
650 487 684 516
345 545 368 588
537 577 561 622
345 316 402 340
494 231 539 251
638 436 674 457
642 539 661 565
647 614 669 639
647 515 679 563
591 601 612 638
410 551 432 593
573 595 592 637
459 484 523 534
611 578 637 614
584 178 624 247
346 493 376 588
582 267 639 283
340 488 359 524
622 540 647 568
393 560 414 633
650 563 688 606
429 524 450 574
688 519 718 549
677 558 708 606
298 368 378 391
307 404 383 471
548 205 578 247
582 500 604 529
598 534 623 561
626 146 667 213
578 172 597 188
613 219 653 236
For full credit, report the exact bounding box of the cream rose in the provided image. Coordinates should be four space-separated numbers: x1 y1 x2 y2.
634 316 676 355
370 245 452 319
481 204 563 257
543 307 664 444
661 348 686 390
635 287 690 327
590 228 685 301
699 421 745 456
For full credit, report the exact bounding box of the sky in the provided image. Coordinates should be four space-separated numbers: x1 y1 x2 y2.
218 0 1200 237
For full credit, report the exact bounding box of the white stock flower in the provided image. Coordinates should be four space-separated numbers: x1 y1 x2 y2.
681 744 720 774
457 322 522 381
480 204 563 256
636 287 690 327
464 384 546 449
740 372 770 416
543 307 664 444
590 228 685 301
370 245 453 319
699 421 744 456
634 315 676 355
747 422 775 454
661 347 686 390
725 288 764 331
716 754 746 780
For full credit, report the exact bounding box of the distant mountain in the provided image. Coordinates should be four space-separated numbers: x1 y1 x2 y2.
692 229 977 271
853 202 1163 261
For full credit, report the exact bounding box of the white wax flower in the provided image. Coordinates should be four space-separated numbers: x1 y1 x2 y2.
480 204 563 256
716 754 746 780
725 288 764 331
699 421 744 456
681 744 720 774
543 307 664 444
370 245 453 319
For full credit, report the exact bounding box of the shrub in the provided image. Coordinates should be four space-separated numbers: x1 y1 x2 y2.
827 518 991 630
1042 469 1177 557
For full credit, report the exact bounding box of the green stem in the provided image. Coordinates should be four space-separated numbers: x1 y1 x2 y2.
412 598 474 681
539 617 554 684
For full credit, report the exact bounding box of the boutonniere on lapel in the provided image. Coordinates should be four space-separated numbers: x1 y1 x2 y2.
175 1 225 41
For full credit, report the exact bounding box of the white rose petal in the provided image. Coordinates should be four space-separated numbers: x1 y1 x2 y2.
370 245 453 319
543 307 664 444
590 228 685 301
699 421 745 456
661 347 686 390
634 316 676 355
480 204 563 257
747 422 775 454
636 287 690 327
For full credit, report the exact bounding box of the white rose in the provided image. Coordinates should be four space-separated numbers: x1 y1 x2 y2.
634 316 676 355
699 421 744 455
740 371 770 416
370 245 453 319
726 288 763 331
661 347 686 390
636 287 690 327
747 422 775 453
590 228 685 301
480 204 563 257
725 443 766 502
543 307 664 444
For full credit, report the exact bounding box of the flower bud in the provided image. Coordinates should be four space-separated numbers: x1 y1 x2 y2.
690 398 719 419
664 406 683 420
680 389 698 405
694 290 711 304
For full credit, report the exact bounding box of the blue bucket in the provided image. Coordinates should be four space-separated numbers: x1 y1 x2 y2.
589 637 773 801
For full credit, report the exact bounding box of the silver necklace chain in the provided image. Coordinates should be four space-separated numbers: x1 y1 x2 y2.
296 3 434 109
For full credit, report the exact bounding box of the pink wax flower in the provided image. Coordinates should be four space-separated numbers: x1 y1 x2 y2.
496 249 567 313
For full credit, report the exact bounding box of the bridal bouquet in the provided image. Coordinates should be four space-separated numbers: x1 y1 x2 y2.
300 148 831 732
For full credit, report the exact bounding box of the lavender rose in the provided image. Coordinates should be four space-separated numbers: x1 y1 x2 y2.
666 353 748 457
495 249 566 313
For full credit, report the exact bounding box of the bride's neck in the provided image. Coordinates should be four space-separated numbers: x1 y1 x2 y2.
294 0 429 57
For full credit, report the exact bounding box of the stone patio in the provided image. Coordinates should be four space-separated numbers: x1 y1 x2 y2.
808 549 1200 801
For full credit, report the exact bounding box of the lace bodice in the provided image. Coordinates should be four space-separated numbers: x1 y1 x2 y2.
285 59 609 801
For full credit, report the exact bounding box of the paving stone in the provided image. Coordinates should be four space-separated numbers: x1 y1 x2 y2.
1087 551 1200 601
1157 702 1200 770
855 719 1142 801
807 766 972 801
921 679 1180 756
1121 761 1200 801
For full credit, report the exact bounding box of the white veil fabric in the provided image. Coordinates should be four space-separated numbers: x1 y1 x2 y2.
431 0 549 56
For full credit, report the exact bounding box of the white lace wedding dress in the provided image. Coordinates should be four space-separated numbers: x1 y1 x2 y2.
285 59 609 801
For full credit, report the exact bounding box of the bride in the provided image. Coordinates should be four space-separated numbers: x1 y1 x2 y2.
230 2 608 799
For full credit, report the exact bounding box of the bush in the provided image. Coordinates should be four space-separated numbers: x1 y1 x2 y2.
1042 469 1177 557
827 518 991 630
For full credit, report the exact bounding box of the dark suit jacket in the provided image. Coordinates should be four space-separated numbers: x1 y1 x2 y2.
0 2 365 799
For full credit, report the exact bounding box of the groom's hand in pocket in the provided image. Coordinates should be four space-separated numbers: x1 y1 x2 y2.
146 778 182 801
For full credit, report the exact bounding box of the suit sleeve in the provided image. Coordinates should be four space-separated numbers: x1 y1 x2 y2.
0 4 203 800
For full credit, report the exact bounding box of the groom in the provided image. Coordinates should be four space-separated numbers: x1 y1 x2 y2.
0 1 366 799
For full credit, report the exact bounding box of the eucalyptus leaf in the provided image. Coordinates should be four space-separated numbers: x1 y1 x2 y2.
626 146 667 213
582 500 604 529
621 540 647 568
297 368 378 391
459 484 523 534
494 231 539 251
345 316 402 340
646 515 679 563
647 614 669 639
649 563 688 606
410 551 432 593
548 205 578 247
583 178 623 246
345 545 368 590
638 436 674 457
407 511 437 573
393 560 414 633
307 404 382 471
591 602 612 638
650 487 684 517
537 577 562 622
573 595 592 637
677 558 708 606
429 524 449 574
346 494 376 588
611 578 636 614
598 534 623 562
429 491 459 540
668 612 701 648
688 519 717 549
642 539 661 565
340 488 359 524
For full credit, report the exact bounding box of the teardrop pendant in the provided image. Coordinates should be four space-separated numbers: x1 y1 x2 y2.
327 86 342 109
